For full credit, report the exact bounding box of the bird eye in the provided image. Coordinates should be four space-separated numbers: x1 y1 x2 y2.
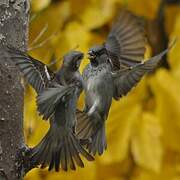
88 50 96 60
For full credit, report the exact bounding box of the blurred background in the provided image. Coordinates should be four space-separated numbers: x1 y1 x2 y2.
25 0 180 179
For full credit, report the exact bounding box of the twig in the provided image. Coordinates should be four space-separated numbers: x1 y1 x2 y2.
29 23 49 47
48 56 62 67
28 27 60 51
47 44 80 67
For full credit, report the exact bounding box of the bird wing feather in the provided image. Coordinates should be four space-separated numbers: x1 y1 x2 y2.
105 10 146 70
112 42 175 99
37 85 76 120
6 46 56 93
5 46 76 121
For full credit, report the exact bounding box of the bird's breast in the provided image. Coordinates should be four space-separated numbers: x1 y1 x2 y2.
85 66 113 107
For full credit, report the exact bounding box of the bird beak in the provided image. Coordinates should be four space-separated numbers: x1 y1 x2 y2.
87 51 96 60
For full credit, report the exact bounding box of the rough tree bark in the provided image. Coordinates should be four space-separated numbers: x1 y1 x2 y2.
0 0 30 179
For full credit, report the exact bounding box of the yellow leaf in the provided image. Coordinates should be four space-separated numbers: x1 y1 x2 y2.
31 0 51 12
25 168 41 180
29 1 71 64
149 69 180 152
24 86 49 147
63 22 91 50
132 151 180 180
61 21 92 73
131 112 163 172
165 5 180 35
168 12 180 74
69 0 90 16
119 0 161 19
45 162 96 180
96 158 131 180
79 0 115 30
100 104 141 164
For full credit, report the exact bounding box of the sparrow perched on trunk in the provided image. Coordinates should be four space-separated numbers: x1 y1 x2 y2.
6 47 94 171
76 10 175 156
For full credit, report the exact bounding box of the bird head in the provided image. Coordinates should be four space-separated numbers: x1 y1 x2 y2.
88 45 108 66
63 51 84 71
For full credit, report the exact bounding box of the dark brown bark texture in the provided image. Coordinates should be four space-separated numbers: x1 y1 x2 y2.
0 0 30 179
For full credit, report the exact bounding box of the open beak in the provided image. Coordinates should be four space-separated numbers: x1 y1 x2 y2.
87 51 96 60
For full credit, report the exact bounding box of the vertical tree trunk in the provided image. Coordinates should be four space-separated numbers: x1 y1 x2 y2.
0 1 30 179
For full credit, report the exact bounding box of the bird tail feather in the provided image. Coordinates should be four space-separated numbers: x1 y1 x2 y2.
86 124 107 156
76 110 95 139
31 126 94 171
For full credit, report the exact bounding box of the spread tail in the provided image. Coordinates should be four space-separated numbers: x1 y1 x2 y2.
76 110 107 155
76 110 95 139
31 126 94 171
86 124 107 156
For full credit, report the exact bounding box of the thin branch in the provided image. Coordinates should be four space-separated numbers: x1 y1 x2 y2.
29 23 48 47
47 44 80 67
28 28 59 51
48 56 62 67
30 13 38 23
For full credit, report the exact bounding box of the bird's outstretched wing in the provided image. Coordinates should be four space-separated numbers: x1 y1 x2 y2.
105 10 146 70
37 85 76 120
6 46 56 93
6 47 74 121
112 41 175 99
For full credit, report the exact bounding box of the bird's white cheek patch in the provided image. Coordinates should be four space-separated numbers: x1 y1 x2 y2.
44 65 51 80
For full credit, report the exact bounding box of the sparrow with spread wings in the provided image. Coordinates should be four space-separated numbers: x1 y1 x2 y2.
76 10 175 156
5 48 94 171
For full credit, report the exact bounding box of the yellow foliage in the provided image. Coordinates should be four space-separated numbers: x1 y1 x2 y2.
131 112 163 172
149 69 180 152
79 0 115 30
102 103 141 164
169 12 180 74
31 0 51 12
24 0 180 180
122 0 161 19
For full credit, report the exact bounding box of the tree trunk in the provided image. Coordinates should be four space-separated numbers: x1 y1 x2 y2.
0 1 30 179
